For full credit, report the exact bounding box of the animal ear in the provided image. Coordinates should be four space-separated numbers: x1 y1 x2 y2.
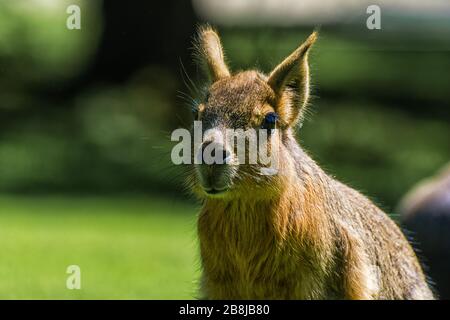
267 32 317 127
195 25 230 82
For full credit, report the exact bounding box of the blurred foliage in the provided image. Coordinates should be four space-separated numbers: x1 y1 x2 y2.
0 0 101 107
0 68 181 194
0 2 449 213
301 101 450 209
220 27 450 113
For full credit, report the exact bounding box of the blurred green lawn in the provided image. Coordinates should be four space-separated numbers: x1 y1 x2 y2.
0 196 199 299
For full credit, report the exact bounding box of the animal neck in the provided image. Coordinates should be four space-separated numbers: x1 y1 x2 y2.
200 175 319 244
199 137 332 244
197 145 336 293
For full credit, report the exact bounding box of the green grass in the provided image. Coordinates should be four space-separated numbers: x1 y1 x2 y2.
0 195 199 299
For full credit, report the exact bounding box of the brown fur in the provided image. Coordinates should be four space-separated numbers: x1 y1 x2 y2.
188 26 434 300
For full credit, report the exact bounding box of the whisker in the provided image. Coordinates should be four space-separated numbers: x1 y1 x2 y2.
179 59 200 96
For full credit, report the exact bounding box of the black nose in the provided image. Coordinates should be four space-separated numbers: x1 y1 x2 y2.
200 141 230 164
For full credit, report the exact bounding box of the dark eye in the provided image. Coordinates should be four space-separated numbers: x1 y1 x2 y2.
261 112 278 130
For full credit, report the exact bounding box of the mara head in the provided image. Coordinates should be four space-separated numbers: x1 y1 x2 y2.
186 26 317 200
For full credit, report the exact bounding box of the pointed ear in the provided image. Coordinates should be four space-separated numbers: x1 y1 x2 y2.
194 25 230 82
267 32 317 127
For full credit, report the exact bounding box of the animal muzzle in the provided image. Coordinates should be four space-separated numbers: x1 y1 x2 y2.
196 138 233 195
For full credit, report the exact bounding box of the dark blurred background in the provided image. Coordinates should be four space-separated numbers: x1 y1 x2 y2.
0 0 449 299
